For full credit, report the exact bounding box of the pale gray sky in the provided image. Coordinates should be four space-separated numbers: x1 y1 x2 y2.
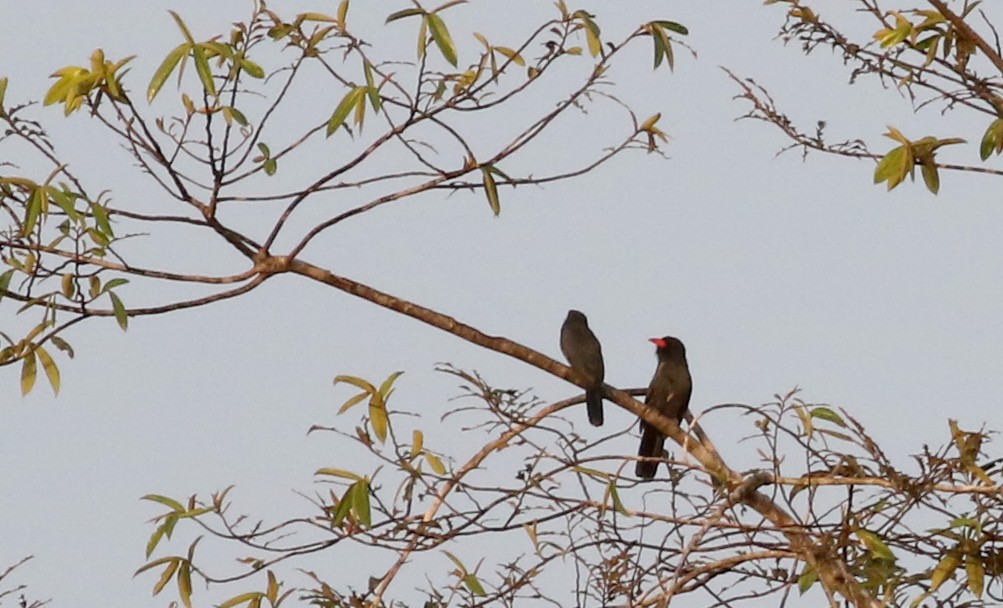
3 1 1002 606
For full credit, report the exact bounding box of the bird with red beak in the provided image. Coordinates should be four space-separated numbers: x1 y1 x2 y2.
636 335 691 479
560 310 606 426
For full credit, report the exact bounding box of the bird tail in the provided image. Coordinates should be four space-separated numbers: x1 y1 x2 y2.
586 388 603 427
635 422 664 479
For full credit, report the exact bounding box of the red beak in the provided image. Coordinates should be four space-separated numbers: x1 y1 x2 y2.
649 337 667 348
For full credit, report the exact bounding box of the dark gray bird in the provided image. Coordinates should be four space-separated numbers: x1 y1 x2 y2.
636 336 691 479
560 310 606 426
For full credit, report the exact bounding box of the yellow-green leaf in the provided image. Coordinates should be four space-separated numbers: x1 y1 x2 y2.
921 162 940 194
266 570 279 603
169 10 196 43
178 561 193 608
50 336 75 358
35 345 60 396
425 451 446 474
337 391 369 414
493 46 525 66
337 0 350 29
315 468 364 481
377 370 403 400
857 529 895 561
873 145 913 191
652 20 688 35
481 166 500 216
809 406 845 426
142 493 186 511
334 374 376 393
797 564 817 594
148 43 190 102
966 554 985 597
462 574 486 596
385 8 424 23
20 351 37 395
351 479 371 528
326 86 366 136
410 429 424 459
607 481 628 515
109 291 129 330
192 45 217 96
650 24 673 70
369 397 388 443
427 13 458 66
61 273 75 299
980 118 1003 160
573 11 602 57
219 592 266 608
153 558 180 595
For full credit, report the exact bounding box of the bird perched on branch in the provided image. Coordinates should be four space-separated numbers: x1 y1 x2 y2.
560 310 606 427
636 335 691 479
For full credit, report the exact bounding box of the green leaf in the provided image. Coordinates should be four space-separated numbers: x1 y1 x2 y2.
490 47 522 68
417 17 428 60
0 269 15 302
148 43 190 102
142 494 186 511
921 162 940 194
351 479 371 528
145 521 168 558
23 186 46 236
857 529 895 561
980 118 1003 160
238 58 264 79
462 574 486 596
109 291 129 330
573 11 602 57
101 278 129 293
0 76 8 110
50 335 75 358
168 10 196 43
192 44 217 96
20 351 37 396
442 550 466 571
263 158 277 176
809 406 845 426
652 20 688 35
331 489 354 525
607 481 628 515
326 86 366 136
363 62 382 111
873 145 912 191
650 24 673 70
315 467 364 481
480 166 500 216
797 564 817 594
427 13 458 66
377 370 404 399
385 8 424 23
35 345 60 396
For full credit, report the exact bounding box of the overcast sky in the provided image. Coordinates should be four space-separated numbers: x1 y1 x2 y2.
3 1 1002 606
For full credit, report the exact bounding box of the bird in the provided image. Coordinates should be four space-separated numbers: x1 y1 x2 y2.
636 336 691 479
560 310 606 426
